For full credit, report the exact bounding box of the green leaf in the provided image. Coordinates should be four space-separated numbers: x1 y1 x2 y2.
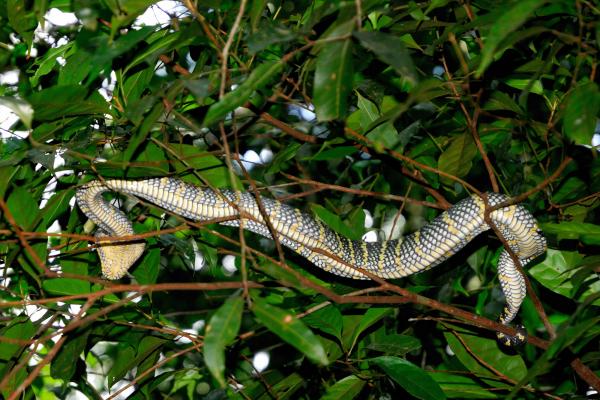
366 334 422 355
29 43 73 86
108 336 167 388
260 372 304 399
0 317 35 361
302 305 343 341
529 249 600 305
132 247 160 284
563 82 600 145
431 372 498 399
476 0 548 76
204 61 285 126
320 375 366 400
265 142 301 175
482 91 523 114
27 85 109 121
311 146 358 161
437 133 478 185
370 356 446 400
6 186 38 229
503 78 544 95
354 31 417 84
204 295 244 388
171 144 238 188
7 0 37 48
314 21 354 121
51 331 90 381
247 22 297 54
310 204 361 241
42 278 91 296
444 324 527 385
252 297 329 366
541 222 600 245
347 307 393 352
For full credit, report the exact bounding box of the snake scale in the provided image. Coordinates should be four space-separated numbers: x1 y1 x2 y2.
76 177 547 346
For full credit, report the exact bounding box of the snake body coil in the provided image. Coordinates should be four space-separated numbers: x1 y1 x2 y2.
76 177 546 346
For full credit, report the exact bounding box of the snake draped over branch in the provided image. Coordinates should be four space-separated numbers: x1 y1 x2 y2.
76 177 547 347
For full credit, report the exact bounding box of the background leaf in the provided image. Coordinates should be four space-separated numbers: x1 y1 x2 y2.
370 356 446 400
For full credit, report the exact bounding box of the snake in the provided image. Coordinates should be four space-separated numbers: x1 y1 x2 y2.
76 177 547 346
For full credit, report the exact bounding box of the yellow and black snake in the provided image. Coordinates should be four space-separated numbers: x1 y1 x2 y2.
76 177 547 346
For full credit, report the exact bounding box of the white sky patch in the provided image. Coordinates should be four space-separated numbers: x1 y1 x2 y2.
592 133 600 148
104 379 135 400
185 51 197 72
65 389 88 400
252 351 270 374
222 255 237 276
362 230 378 243
99 70 117 101
0 106 20 136
288 103 316 121
125 292 143 304
0 267 13 287
0 70 19 85
68 303 84 317
135 1 189 27
26 304 47 323
155 61 168 77
432 65 445 79
192 319 205 332
363 209 373 228
45 8 79 26
381 212 405 240
188 238 205 271
174 328 198 345
259 148 273 164
233 148 273 174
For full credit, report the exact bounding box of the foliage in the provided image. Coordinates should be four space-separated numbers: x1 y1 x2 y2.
0 0 599 399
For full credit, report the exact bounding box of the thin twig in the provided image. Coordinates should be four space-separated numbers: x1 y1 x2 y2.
219 0 248 98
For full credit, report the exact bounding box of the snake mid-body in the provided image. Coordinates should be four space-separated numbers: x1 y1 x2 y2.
76 177 547 345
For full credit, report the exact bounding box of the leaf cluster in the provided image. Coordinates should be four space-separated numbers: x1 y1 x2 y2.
0 1 599 399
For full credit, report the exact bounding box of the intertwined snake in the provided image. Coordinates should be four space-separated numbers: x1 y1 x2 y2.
76 177 547 346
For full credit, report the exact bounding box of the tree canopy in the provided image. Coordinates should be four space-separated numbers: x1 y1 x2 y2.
0 0 599 399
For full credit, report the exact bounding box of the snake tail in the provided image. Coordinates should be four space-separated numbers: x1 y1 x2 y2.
76 177 546 346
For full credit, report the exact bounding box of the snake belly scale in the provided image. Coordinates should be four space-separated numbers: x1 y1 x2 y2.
76 177 547 346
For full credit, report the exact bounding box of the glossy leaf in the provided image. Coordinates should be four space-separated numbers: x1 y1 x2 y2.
132 247 160 284
347 307 393 352
354 31 417 84
204 61 285 126
476 0 547 76
0 317 35 361
370 356 446 400
366 333 422 355
204 295 244 388
541 222 600 245
42 278 91 295
302 305 343 341
320 375 365 400
50 331 90 381
252 298 329 366
314 21 355 121
431 372 498 399
529 249 600 306
563 83 600 145
437 133 477 185
108 336 167 388
27 85 109 121
444 324 527 385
